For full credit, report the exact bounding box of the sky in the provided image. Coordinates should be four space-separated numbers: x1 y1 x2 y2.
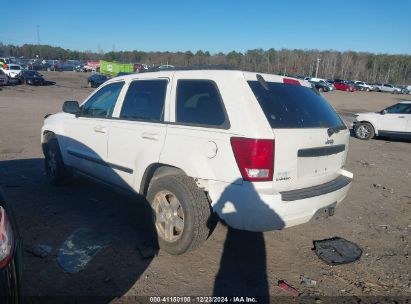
2 0 411 55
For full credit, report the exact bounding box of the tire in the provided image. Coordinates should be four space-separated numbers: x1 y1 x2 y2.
355 122 375 140
366 88 370 92
44 138 72 185
147 175 211 255
88 81 92 88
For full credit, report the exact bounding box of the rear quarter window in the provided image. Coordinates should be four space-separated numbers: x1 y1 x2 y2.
176 80 228 128
248 81 344 129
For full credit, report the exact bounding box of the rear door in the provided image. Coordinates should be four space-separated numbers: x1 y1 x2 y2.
106 77 170 189
247 80 349 191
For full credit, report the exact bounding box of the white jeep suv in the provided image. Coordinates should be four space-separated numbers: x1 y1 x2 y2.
41 70 353 254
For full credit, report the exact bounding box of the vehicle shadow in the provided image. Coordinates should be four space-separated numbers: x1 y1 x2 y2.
212 180 285 303
42 81 56 86
374 136 411 143
0 157 158 301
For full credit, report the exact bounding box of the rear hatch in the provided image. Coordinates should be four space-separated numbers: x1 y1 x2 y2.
247 77 349 192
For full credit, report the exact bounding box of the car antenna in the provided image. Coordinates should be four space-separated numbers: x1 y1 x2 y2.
256 74 269 91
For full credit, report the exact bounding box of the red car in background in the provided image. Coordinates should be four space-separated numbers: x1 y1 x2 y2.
333 79 356 92
133 63 148 72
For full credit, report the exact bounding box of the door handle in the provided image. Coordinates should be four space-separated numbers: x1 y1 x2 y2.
93 126 107 133
141 132 159 140
398 116 405 118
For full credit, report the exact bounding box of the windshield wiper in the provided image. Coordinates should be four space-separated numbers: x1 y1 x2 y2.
256 74 269 91
327 125 346 137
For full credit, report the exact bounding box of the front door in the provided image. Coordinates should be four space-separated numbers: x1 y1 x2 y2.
62 81 125 179
377 103 410 134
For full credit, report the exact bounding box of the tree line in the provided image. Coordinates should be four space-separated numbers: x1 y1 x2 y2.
0 43 410 84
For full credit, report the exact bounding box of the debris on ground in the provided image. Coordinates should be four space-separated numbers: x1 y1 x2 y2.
313 237 362 265
26 244 52 258
300 275 317 286
277 280 301 297
378 224 390 229
57 228 111 273
372 183 394 193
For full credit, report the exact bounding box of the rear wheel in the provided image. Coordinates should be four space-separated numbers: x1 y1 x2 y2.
44 138 72 185
147 175 211 255
355 122 375 140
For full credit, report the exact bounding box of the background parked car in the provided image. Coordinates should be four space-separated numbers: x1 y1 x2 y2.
354 81 374 91
373 83 402 94
133 63 148 72
308 79 332 92
346 81 364 91
353 101 411 140
396 85 410 95
0 190 23 302
0 64 22 80
0 69 8 86
87 74 110 88
333 79 356 92
20 70 45 85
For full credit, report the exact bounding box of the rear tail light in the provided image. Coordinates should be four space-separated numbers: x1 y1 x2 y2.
230 137 274 182
0 206 14 269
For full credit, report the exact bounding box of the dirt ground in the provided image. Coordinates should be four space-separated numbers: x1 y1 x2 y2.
0 72 410 302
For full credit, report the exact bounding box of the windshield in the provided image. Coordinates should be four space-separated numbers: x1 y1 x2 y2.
248 81 345 129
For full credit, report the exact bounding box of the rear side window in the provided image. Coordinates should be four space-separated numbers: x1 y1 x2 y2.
248 81 344 129
176 80 227 127
120 79 167 121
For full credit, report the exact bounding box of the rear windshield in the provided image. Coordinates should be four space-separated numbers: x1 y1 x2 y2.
248 81 344 129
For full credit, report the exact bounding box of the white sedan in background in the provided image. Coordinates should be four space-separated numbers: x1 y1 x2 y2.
0 64 22 79
353 101 411 140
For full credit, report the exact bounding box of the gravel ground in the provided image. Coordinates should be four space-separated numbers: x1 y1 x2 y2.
0 72 410 302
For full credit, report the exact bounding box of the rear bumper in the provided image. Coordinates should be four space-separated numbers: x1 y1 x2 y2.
208 169 353 231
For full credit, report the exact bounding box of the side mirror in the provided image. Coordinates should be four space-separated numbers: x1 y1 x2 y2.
380 109 387 115
63 101 80 114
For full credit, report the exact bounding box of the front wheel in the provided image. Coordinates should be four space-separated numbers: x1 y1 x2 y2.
44 138 72 185
355 122 375 140
147 175 212 255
